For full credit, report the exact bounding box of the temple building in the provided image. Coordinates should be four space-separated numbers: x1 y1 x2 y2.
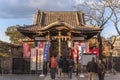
18 10 101 59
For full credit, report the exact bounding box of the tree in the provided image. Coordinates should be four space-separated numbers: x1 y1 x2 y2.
0 41 10 57
74 0 117 59
5 26 25 44
111 0 120 35
88 37 98 49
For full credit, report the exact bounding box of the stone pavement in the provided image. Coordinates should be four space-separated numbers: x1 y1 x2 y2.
44 73 78 80
76 72 120 80
0 74 44 80
44 72 120 80
0 72 120 80
105 73 120 80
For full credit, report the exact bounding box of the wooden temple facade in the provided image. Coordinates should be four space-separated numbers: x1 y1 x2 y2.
18 10 102 58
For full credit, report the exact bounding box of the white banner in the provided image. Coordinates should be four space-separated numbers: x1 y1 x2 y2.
37 48 44 70
30 48 36 70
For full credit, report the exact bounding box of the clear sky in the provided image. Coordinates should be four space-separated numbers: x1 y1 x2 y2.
0 0 118 42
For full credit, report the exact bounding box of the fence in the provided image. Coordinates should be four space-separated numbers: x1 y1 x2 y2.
4 57 120 74
113 57 120 72
12 58 30 74
0 57 49 74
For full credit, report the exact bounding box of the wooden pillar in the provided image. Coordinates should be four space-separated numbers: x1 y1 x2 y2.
58 31 61 57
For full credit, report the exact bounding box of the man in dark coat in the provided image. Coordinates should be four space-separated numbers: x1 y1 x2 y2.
62 57 69 78
86 57 98 80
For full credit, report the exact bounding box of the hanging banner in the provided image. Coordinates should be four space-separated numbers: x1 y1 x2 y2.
37 48 44 70
43 43 50 62
72 42 79 63
34 41 38 47
38 41 44 48
72 49 79 63
79 43 86 62
78 45 82 62
72 41 90 63
30 48 36 70
37 42 44 70
36 47 38 70
23 42 30 58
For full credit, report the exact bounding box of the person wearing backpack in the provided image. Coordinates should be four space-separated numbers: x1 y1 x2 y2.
62 57 69 78
68 56 74 79
50 55 58 80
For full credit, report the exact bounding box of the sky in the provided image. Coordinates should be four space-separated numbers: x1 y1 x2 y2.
0 0 118 43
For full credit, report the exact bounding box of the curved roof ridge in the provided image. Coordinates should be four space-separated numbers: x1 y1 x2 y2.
38 21 74 31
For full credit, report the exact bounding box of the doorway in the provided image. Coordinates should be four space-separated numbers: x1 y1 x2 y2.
49 40 69 57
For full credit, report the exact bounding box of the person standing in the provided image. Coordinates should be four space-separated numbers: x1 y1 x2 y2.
50 55 58 80
97 59 105 80
57 56 63 77
86 57 98 80
62 57 69 78
68 56 74 79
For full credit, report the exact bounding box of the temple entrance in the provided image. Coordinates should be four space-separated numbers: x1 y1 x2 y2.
61 40 69 57
50 40 69 57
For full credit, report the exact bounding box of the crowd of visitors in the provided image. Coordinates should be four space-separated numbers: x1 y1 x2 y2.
49 55 106 80
49 55 74 80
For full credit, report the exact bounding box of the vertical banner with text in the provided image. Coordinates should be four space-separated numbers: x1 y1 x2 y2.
43 43 50 62
37 42 44 70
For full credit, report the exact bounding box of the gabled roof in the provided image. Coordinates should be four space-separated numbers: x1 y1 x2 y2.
18 10 86 31
17 10 102 39
33 10 85 27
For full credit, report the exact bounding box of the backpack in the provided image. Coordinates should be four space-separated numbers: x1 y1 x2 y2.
68 59 74 69
50 57 57 68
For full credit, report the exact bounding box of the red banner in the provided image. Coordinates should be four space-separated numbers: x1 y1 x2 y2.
23 42 30 58
71 49 79 63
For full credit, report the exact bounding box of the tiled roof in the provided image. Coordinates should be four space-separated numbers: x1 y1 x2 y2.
34 10 85 27
75 25 101 31
17 10 102 38
17 10 85 31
